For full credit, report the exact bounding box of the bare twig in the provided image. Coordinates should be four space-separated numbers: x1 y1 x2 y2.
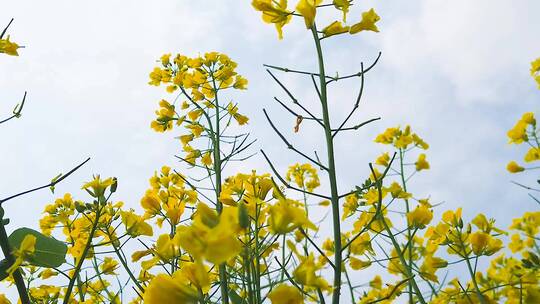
0 157 91 205
263 109 328 171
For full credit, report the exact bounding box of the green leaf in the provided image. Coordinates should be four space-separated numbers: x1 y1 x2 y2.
0 259 13 281
8 227 67 268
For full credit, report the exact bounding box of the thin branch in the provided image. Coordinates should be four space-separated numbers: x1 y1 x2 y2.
311 74 322 101
0 157 91 205
332 117 381 137
327 52 382 84
0 92 27 125
366 276 412 304
266 70 324 128
260 150 330 200
263 51 381 83
300 228 335 269
273 97 321 122
0 18 14 39
332 62 365 137
511 181 540 192
263 109 328 171
338 152 397 199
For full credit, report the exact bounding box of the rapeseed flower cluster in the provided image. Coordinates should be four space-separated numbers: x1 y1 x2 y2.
1 4 540 304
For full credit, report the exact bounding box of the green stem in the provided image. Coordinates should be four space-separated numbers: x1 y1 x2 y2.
211 74 229 304
109 234 144 293
399 149 414 304
370 164 427 304
63 204 103 304
461 235 487 304
0 216 30 304
253 205 262 304
244 248 254 304
310 25 342 304
381 217 427 303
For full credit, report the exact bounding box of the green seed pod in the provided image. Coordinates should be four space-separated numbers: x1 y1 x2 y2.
75 201 86 213
110 177 118 193
238 201 250 229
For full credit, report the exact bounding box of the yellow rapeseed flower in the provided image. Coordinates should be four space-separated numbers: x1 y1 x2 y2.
142 274 199 304
507 160 525 173
100 257 119 275
524 147 540 163
407 204 433 229
531 57 540 89
0 36 20 56
296 0 322 29
268 198 317 234
333 0 350 22
267 284 304 304
252 0 292 39
349 9 380 34
415 153 430 171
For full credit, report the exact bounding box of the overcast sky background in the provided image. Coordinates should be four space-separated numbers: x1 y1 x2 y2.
1 0 540 301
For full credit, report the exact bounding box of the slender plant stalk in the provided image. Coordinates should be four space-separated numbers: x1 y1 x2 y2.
109 234 145 292
0 218 31 304
369 165 427 304
310 25 342 304
459 230 487 304
63 204 103 304
399 149 414 303
211 74 230 304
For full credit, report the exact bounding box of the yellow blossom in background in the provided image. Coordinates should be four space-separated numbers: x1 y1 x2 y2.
387 182 411 199
151 99 176 132
375 152 390 167
524 147 540 163
177 204 242 264
375 125 428 150
292 252 331 292
442 207 462 227
531 57 540 89
0 36 20 56
267 284 304 304
143 274 199 304
415 153 430 171
470 231 503 256
100 257 119 275
407 204 433 229
349 8 380 34
268 198 317 234
507 112 536 144
39 269 58 280
507 160 525 173
120 210 153 237
140 190 161 216
349 256 372 270
285 163 320 192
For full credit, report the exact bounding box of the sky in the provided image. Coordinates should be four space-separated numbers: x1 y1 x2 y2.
1 0 540 302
